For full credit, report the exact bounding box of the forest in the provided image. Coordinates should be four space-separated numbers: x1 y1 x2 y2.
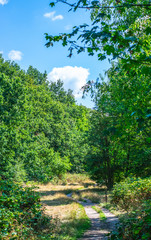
0 0 151 239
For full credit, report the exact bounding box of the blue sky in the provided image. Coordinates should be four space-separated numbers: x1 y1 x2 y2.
0 0 110 108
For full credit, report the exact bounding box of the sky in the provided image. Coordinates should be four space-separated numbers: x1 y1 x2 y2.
0 0 111 108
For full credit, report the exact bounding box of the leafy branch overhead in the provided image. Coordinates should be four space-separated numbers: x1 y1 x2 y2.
50 0 151 9
45 0 151 64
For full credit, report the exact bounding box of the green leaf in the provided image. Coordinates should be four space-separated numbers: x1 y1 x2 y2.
49 2 55 7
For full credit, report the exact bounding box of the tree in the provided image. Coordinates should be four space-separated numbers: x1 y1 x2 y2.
0 67 28 180
44 0 151 186
87 111 116 188
27 65 47 85
45 0 151 65
0 55 91 182
49 79 75 104
86 61 151 186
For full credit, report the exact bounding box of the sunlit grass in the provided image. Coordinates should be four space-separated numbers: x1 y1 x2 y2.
36 174 92 239
49 173 95 186
100 200 126 218
29 174 116 239
72 187 109 204
92 206 107 221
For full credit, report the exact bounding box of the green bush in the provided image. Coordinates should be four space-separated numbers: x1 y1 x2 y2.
111 177 151 211
108 202 151 240
0 178 54 239
108 177 151 240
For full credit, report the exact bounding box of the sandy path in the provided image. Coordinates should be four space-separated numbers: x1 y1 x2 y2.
67 193 119 240
80 203 109 239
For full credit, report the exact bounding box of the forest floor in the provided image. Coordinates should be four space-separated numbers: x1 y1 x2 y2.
36 174 119 240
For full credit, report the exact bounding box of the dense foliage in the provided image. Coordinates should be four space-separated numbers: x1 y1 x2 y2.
0 55 90 183
46 0 151 65
1 1 151 239
111 177 151 211
0 57 91 238
86 61 151 188
108 178 151 240
45 0 151 189
0 178 54 239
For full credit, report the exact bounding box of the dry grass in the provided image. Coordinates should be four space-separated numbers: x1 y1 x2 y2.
36 179 96 219
80 189 104 203
71 187 108 204
66 173 95 185
32 174 118 239
36 173 97 219
34 174 93 239
24 174 114 239
49 173 96 187
40 192 79 220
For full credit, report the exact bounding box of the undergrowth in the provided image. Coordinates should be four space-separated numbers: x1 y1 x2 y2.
108 177 151 240
0 178 56 239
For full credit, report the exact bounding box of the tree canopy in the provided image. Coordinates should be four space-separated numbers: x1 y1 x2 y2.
1 0 151 187
45 0 151 65
44 0 151 187
0 55 90 182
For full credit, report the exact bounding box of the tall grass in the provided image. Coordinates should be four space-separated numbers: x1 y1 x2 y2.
50 173 95 186
37 177 91 240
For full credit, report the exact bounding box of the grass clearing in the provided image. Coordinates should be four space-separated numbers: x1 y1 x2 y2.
57 204 90 240
35 174 93 239
33 174 114 239
66 173 95 186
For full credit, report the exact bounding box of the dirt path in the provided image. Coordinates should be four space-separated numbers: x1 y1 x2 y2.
80 202 109 240
67 194 119 240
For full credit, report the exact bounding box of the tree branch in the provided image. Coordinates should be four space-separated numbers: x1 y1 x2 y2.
53 0 151 9
120 57 151 66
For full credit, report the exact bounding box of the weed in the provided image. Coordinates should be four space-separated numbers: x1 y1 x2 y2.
0 178 55 240
92 206 107 221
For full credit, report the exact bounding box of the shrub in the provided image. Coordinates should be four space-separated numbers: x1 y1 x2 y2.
0 178 54 239
111 177 151 211
108 202 151 240
108 177 151 240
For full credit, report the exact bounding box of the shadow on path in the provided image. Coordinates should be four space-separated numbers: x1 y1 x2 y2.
67 193 119 240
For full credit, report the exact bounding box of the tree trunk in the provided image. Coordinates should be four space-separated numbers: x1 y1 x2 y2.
105 137 113 189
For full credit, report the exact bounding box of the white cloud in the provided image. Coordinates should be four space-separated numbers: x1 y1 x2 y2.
8 50 23 61
0 51 3 54
52 15 64 21
47 66 90 98
44 11 63 21
44 12 54 18
0 0 8 5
